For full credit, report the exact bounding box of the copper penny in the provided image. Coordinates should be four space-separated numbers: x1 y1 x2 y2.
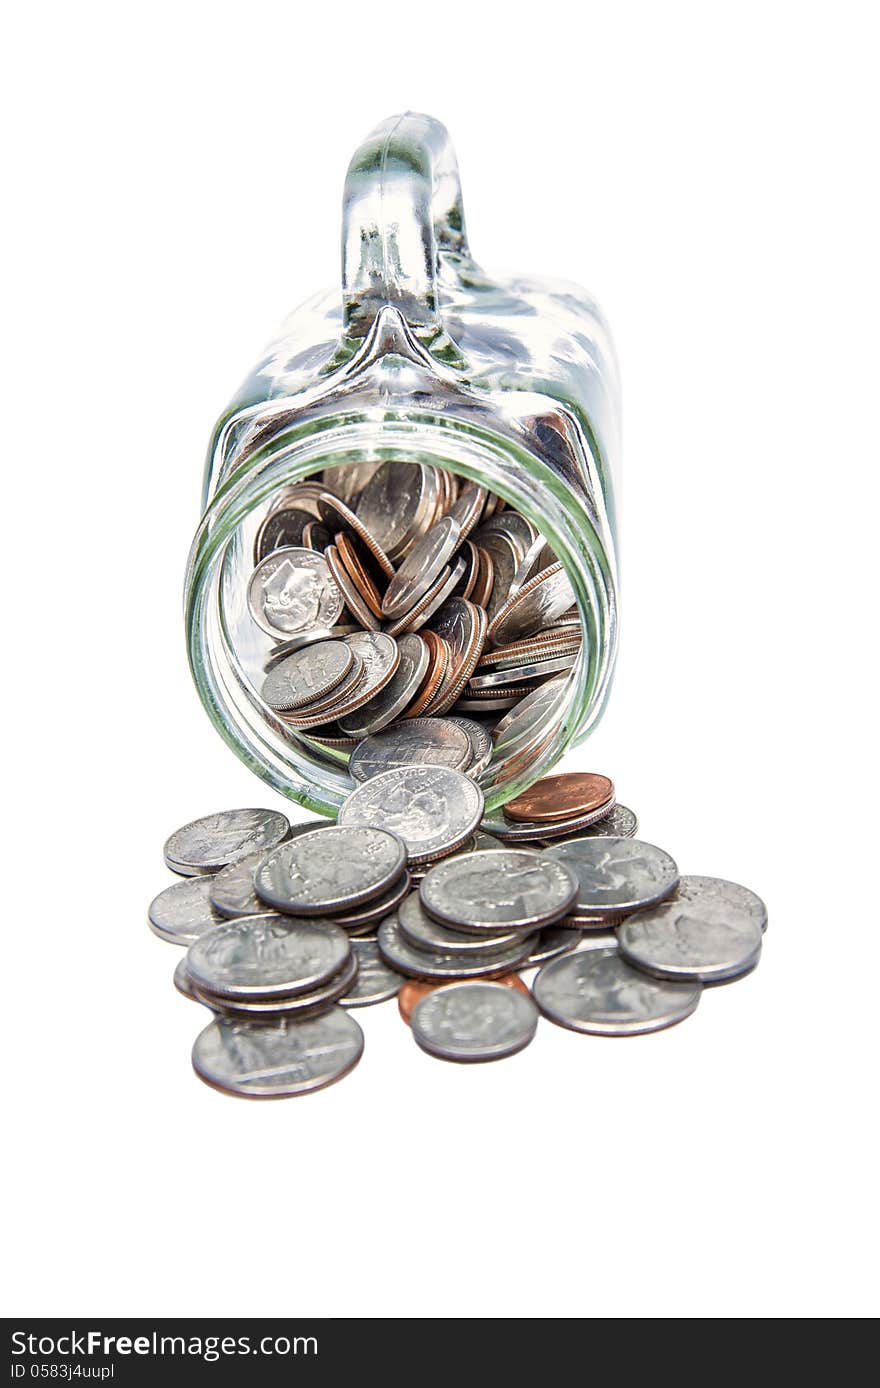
404 630 450 718
317 490 395 577
325 544 382 632
503 772 616 824
335 532 385 618
470 546 495 610
423 599 488 717
397 972 530 1025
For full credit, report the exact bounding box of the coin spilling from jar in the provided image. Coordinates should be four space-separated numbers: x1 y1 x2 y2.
149 781 767 1097
244 462 585 768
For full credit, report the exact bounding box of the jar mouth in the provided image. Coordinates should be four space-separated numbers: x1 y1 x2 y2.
186 414 617 816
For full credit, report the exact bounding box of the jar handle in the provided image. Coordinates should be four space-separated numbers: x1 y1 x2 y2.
342 112 468 335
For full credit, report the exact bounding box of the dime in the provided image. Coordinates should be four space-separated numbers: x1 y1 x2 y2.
192 951 359 1019
317 491 395 577
163 808 291 876
254 825 406 915
503 772 615 824
488 562 576 645
617 876 765 983
382 516 463 618
325 544 382 632
261 640 353 711
446 717 493 777
541 803 638 843
524 928 582 967
533 947 701 1035
397 889 529 954
397 973 530 1025
348 718 472 782
377 915 535 980
453 540 481 600
336 633 428 737
191 1008 364 1099
339 765 484 865
339 939 404 1008
506 535 548 599
254 507 313 562
148 876 224 946
247 547 344 638
410 981 539 1062
419 848 578 932
542 838 679 917
355 461 439 561
186 914 351 1001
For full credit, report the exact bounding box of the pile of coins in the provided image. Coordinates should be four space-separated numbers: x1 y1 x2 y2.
244 463 582 757
148 777 767 1097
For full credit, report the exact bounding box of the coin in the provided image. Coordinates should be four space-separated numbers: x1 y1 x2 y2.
186 914 351 1001
491 679 568 758
325 544 382 632
617 877 765 983
207 822 328 918
419 848 578 932
476 511 537 561
191 1008 364 1099
397 889 529 954
658 875 768 934
192 951 358 1019
393 554 468 634
261 640 353 711
397 973 530 1024
279 653 365 728
301 521 332 551
263 625 359 673
468 654 578 688
423 598 487 715
173 956 205 1003
446 484 488 541
247 547 344 638
542 838 679 917
382 516 463 618
403 630 449 718
541 803 638 843
254 825 406 915
317 491 395 577
336 633 428 737
254 507 313 562
348 718 472 782
377 915 536 980
334 532 385 617
327 871 411 929
503 772 615 824
148 876 224 945
163 808 291 876
533 947 702 1035
323 461 383 506
410 981 539 1062
339 765 484 865
471 530 517 621
481 798 616 843
339 939 404 1007
488 562 576 645
446 716 493 777
355 461 439 561
524 928 582 967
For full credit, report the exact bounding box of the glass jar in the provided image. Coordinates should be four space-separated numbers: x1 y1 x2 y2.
185 112 620 817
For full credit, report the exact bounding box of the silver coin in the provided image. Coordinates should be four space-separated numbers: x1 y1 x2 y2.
475 511 537 562
283 653 365 727
263 626 359 673
446 485 488 542
336 633 428 737
472 530 518 621
255 506 313 562
323 631 400 716
261 640 353 711
328 871 411 929
173 955 206 1003
208 823 326 918
446 717 493 777
541 803 639 843
324 460 383 506
411 981 538 1062
191 1007 364 1099
533 947 702 1035
382 516 463 618
618 878 765 983
542 838 679 917
339 939 404 1007
355 461 437 560
148 876 224 945
192 951 358 1019
524 928 582 967
483 799 617 843
505 535 549 600
348 718 472 783
377 915 536 980
247 547 344 638
186 914 351 1000
489 563 577 645
658 874 768 934
491 679 568 760
339 766 484 865
419 848 578 933
163 808 291 876
397 553 468 633
398 890 528 955
468 654 578 688
254 825 406 915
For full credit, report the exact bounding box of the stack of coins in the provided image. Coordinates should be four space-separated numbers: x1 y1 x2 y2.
149 780 767 1095
244 462 583 759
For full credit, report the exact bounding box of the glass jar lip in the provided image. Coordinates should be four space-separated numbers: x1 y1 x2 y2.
186 411 617 816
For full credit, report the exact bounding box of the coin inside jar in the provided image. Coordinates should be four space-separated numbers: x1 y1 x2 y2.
348 718 473 782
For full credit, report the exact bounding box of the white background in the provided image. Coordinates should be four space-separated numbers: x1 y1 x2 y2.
4 1 877 1319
